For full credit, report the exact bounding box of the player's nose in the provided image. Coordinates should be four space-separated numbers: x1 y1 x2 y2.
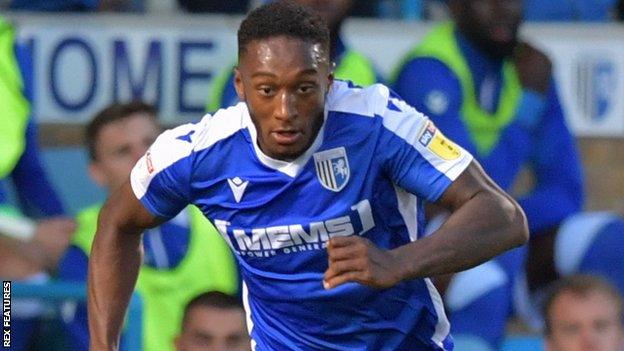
274 91 297 120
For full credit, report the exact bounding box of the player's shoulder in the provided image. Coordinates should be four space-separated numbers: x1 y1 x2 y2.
327 80 390 118
193 102 249 152
139 103 248 179
327 79 428 124
153 103 248 154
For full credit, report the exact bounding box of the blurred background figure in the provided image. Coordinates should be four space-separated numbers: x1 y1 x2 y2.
175 291 250 351
543 275 624 351
392 0 624 349
57 102 239 351
0 15 75 351
205 0 381 113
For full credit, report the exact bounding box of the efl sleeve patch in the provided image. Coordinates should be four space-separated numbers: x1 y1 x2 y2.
418 121 461 161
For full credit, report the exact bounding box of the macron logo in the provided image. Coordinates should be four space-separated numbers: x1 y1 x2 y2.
227 177 249 203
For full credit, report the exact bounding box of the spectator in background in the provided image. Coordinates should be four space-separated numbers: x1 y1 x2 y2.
175 291 250 351
393 0 624 349
0 15 75 351
58 102 238 351
206 0 382 112
544 275 624 351
524 0 619 22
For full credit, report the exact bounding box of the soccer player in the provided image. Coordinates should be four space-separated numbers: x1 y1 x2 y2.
544 275 624 351
392 0 624 349
58 102 238 351
175 291 250 351
88 1 528 350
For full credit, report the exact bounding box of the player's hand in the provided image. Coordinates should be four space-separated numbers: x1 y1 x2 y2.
323 236 404 290
513 42 552 95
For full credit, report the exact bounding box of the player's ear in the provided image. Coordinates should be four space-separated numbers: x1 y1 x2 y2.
234 67 246 102
326 72 334 91
325 60 334 92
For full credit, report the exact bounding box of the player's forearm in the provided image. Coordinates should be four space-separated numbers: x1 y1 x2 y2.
87 211 142 350
393 189 528 279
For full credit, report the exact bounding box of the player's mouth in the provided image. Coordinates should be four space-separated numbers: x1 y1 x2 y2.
271 130 302 145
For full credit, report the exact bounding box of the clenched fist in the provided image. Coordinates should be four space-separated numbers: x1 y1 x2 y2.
323 236 405 290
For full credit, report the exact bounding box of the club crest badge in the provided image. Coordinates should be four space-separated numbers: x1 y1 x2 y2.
313 147 350 192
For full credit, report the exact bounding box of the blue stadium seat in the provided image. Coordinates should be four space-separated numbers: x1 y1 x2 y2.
501 335 544 351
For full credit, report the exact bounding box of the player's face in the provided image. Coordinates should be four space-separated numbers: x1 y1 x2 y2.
235 35 333 161
90 113 160 192
175 306 249 351
294 0 354 30
546 291 624 351
451 0 523 59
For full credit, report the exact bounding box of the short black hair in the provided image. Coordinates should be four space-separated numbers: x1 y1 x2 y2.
543 274 623 335
237 0 330 59
86 101 158 161
181 291 243 330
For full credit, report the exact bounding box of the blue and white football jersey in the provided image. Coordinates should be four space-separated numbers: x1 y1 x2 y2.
131 80 473 350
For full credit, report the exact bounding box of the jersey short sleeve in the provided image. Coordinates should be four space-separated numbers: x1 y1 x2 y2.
130 122 201 219
380 94 473 202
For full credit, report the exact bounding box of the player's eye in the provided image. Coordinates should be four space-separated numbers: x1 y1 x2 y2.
258 86 275 97
298 84 316 94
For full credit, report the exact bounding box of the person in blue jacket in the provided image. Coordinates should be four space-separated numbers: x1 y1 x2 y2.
393 0 624 349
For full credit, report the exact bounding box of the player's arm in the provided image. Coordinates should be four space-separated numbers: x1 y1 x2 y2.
401 160 527 276
87 180 163 350
324 160 528 289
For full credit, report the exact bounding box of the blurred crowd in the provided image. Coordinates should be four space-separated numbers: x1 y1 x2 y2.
1 1 623 351
1 0 624 21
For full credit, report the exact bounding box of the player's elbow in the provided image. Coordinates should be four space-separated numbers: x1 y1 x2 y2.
499 196 529 248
